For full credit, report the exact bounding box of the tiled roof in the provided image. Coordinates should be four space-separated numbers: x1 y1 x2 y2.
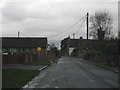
2 37 47 48
69 39 98 48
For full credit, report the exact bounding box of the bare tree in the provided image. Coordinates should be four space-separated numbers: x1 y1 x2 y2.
89 11 113 40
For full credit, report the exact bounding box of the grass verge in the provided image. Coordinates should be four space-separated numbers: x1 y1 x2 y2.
2 68 39 88
24 57 58 66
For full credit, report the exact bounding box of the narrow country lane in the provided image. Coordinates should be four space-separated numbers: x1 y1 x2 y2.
23 56 118 88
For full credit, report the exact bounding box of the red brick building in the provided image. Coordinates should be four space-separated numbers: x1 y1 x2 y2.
2 37 48 54
2 37 48 64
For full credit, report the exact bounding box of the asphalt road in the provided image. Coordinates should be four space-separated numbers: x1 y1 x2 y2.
23 56 118 88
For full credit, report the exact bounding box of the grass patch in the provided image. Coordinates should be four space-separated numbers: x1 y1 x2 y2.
25 61 51 66
2 68 39 88
25 57 58 66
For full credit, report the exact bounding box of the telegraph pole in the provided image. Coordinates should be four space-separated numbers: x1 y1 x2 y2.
73 33 75 39
18 31 20 38
86 12 89 52
86 12 89 40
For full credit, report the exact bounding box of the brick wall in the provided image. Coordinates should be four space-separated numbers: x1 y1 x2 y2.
3 54 29 64
38 51 56 60
2 51 57 64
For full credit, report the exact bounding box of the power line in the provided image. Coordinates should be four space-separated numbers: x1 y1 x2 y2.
74 18 86 34
15 14 87 39
48 15 86 38
48 14 86 38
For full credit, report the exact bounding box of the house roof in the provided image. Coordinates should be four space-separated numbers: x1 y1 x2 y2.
69 39 113 50
76 39 99 50
69 39 80 47
61 37 117 51
2 37 47 48
61 38 99 49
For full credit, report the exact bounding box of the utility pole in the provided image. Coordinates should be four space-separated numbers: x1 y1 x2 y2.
86 12 89 40
18 31 20 38
68 35 70 38
86 12 89 52
73 33 75 39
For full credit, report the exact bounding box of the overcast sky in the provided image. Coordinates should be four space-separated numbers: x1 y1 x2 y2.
0 0 119 48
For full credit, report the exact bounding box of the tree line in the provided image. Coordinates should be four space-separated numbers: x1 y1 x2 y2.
84 10 119 67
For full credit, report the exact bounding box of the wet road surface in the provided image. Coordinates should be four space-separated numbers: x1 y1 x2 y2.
23 56 118 88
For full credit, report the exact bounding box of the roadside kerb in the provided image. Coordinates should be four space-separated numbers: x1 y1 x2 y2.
23 60 55 88
38 65 48 71
38 60 54 71
23 65 48 88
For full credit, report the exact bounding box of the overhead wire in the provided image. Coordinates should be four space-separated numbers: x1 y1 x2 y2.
15 13 87 39
74 17 86 35
48 14 86 38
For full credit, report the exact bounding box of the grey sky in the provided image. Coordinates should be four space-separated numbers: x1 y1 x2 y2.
0 0 119 48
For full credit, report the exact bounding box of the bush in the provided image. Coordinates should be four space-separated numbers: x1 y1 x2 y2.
104 42 118 55
83 51 95 60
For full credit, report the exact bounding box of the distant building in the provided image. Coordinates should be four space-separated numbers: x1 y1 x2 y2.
2 37 48 54
61 37 80 55
61 37 98 56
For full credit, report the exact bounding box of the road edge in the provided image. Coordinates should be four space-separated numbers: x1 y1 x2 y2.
79 59 118 73
22 59 57 88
